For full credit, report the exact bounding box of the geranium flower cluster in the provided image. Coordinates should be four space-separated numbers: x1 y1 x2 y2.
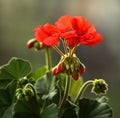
27 15 102 80
33 15 102 48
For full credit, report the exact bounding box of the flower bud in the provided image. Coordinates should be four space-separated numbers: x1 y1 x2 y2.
52 54 85 80
16 88 25 100
23 88 35 101
52 63 64 75
72 73 79 80
16 93 25 100
27 38 36 48
92 79 108 95
52 66 58 75
33 42 43 51
27 38 45 51
79 63 86 74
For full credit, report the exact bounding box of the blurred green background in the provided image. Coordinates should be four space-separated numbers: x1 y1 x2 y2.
0 0 120 117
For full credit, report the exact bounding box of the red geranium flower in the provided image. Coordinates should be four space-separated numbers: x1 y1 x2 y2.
34 15 72 47
34 23 60 46
68 16 102 47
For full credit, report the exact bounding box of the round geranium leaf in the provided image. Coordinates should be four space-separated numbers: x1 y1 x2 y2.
0 57 32 89
13 97 40 118
0 80 16 118
78 98 113 118
35 71 57 100
41 103 58 118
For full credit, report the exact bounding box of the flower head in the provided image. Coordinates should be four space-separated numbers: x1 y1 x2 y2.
33 15 102 49
34 23 60 47
63 16 103 48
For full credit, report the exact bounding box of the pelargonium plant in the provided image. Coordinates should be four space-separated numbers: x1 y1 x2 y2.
0 15 113 118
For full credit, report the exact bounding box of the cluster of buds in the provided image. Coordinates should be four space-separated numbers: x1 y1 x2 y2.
16 77 36 101
52 54 85 80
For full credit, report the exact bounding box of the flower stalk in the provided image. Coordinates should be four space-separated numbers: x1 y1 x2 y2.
45 47 52 71
59 75 71 108
53 46 64 56
61 39 68 54
74 80 93 104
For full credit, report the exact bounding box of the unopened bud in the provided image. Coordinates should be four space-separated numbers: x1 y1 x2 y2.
79 63 85 74
52 67 58 75
92 79 108 95
27 38 36 48
52 63 64 75
72 74 79 80
52 54 86 80
33 42 41 51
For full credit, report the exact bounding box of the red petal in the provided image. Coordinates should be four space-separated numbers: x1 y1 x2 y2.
80 33 103 46
87 25 96 34
44 23 59 34
55 15 71 32
34 26 49 42
43 36 59 46
71 16 89 34
66 37 80 48
61 30 76 39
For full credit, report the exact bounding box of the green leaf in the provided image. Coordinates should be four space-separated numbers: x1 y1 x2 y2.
29 66 47 81
60 108 77 118
0 57 31 89
35 71 57 100
41 103 58 118
60 100 78 118
69 76 83 101
78 98 113 118
13 97 40 118
0 80 17 118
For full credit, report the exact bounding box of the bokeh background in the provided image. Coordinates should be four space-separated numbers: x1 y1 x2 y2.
0 0 120 117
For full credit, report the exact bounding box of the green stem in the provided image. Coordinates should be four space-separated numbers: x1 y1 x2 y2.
40 100 46 114
73 80 93 104
59 75 71 108
58 79 62 106
45 47 52 71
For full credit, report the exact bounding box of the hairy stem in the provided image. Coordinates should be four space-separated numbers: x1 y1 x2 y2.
45 47 52 71
73 80 93 104
59 75 71 108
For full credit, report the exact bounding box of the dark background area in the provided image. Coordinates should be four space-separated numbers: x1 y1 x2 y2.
0 0 120 117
